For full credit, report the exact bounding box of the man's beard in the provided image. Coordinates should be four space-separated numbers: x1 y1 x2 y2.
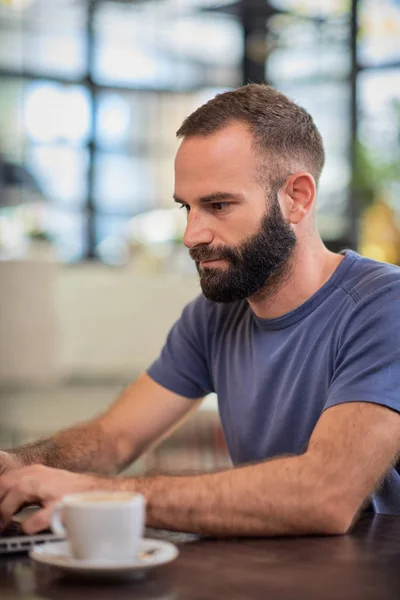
189 196 296 303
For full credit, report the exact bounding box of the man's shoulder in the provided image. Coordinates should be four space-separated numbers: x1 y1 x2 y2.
340 252 400 305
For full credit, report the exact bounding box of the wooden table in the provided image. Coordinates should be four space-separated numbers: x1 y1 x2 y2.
1 515 400 599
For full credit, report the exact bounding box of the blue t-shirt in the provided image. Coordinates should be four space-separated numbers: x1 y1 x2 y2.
148 250 400 515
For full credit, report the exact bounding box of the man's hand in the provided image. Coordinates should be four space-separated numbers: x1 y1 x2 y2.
0 465 105 534
0 451 23 476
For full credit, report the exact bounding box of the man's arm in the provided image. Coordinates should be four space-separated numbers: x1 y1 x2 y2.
2 374 200 475
3 401 400 536
135 401 400 536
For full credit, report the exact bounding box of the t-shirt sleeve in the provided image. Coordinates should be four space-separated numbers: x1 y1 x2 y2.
325 280 400 414
147 295 214 399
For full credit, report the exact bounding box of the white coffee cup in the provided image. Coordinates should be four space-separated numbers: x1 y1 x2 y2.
50 491 146 562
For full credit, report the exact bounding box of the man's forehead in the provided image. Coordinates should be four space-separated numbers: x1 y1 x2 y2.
175 122 254 164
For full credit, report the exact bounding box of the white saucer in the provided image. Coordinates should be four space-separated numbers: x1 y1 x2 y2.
30 538 179 580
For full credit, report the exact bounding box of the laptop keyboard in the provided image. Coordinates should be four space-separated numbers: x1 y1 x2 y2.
0 522 58 554
1 522 24 538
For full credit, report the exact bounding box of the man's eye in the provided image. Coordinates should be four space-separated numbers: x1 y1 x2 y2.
178 203 190 212
212 202 229 212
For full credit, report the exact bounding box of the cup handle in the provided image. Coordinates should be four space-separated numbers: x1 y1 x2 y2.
50 502 66 537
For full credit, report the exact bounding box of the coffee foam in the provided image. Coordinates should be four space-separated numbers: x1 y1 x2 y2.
68 492 137 504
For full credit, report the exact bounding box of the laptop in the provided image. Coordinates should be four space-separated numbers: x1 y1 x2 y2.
0 506 63 555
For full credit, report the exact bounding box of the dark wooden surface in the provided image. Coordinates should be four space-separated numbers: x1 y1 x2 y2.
1 515 400 599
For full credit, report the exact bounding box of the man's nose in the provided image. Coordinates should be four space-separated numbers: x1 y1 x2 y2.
183 212 213 249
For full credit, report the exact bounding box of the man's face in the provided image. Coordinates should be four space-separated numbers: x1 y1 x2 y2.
190 198 296 302
174 122 296 302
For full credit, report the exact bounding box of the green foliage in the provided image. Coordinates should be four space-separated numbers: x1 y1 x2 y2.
27 229 53 243
352 139 400 210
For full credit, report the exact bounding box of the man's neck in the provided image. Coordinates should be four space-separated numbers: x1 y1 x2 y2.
248 239 344 320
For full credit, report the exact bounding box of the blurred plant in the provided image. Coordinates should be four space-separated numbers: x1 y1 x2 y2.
351 138 400 211
27 229 53 243
352 96 400 211
355 99 400 264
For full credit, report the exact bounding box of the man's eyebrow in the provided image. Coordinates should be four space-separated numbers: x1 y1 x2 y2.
173 192 244 205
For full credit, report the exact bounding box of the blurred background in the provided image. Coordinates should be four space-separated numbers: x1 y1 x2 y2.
0 0 399 474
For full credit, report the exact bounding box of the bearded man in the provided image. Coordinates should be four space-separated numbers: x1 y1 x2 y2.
1 84 400 537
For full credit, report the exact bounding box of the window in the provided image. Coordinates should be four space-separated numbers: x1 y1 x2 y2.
266 7 351 242
0 0 241 263
1 0 397 261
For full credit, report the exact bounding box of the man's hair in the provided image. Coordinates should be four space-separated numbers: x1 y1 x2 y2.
176 84 325 191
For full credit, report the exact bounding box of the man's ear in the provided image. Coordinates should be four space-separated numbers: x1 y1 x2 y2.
280 172 316 225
